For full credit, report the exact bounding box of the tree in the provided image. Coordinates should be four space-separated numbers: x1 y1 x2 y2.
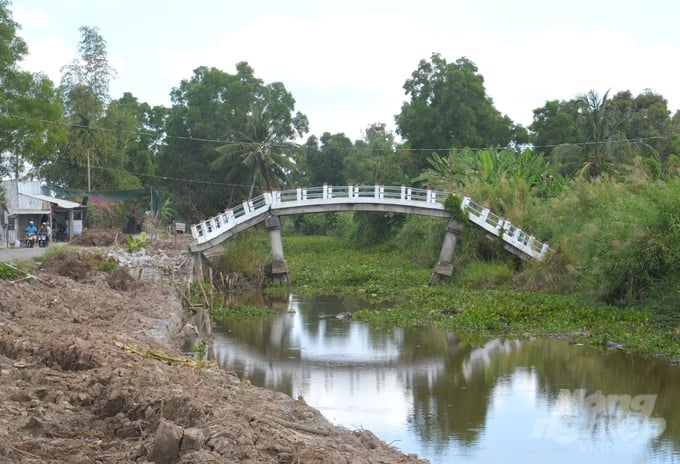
47 26 118 190
610 90 672 160
529 99 583 158
343 123 414 185
396 53 516 171
306 132 352 186
669 111 680 169
0 1 65 179
60 26 116 105
212 81 308 198
2 72 65 179
158 66 243 220
96 92 160 188
550 90 658 179
158 63 307 221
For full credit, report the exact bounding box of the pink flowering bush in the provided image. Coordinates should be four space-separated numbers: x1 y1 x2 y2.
85 198 122 229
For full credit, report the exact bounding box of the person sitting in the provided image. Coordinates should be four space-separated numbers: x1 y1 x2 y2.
25 221 37 235
39 222 50 244
24 221 37 246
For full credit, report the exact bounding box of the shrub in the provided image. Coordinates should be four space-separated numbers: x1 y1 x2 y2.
126 231 149 252
214 229 269 276
393 215 445 266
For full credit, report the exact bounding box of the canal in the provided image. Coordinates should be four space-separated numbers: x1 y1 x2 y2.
206 293 680 463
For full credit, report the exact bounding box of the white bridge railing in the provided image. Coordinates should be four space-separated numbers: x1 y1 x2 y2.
461 196 550 260
190 185 550 261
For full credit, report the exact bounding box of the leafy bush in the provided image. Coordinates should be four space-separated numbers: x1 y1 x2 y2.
350 211 405 246
126 231 149 252
214 228 269 276
523 170 680 305
96 260 118 273
393 215 445 266
85 198 122 229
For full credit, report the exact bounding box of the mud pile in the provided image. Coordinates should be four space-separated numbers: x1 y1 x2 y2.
0 238 427 463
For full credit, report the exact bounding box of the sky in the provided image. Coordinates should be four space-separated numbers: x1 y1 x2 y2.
13 0 680 142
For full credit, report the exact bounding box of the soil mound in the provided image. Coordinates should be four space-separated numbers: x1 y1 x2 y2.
41 251 91 280
72 228 125 247
0 242 427 463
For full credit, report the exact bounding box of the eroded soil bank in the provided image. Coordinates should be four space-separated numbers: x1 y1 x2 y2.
0 233 427 463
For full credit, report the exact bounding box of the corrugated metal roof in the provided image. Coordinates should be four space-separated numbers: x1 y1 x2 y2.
20 193 82 209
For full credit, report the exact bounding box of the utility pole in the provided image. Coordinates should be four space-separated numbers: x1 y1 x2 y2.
87 148 91 192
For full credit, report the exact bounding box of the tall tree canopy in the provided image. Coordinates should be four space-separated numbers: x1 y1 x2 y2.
305 132 352 186
212 81 308 198
344 123 413 185
0 0 64 180
544 90 660 179
60 26 117 106
609 89 672 159
96 92 162 188
529 99 583 157
46 26 119 189
395 53 516 171
158 63 307 221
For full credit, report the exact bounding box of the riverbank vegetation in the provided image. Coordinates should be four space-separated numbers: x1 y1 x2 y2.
212 158 680 360
6 2 680 358
271 233 679 360
215 225 677 359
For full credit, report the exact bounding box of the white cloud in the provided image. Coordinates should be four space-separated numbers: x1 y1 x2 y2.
19 34 70 84
442 26 680 127
16 2 680 140
155 10 426 90
12 6 52 28
153 10 434 138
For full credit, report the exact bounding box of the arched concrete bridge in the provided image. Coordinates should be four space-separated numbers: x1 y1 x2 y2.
189 185 550 283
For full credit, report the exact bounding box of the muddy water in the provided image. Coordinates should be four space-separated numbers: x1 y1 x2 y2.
208 293 680 464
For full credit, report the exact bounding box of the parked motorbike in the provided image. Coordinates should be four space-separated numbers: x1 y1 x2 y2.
37 232 49 248
25 233 37 248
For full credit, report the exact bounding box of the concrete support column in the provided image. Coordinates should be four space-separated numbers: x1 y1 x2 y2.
429 219 464 285
192 251 211 282
265 215 289 284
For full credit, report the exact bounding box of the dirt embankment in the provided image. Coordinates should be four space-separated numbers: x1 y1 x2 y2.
0 232 427 464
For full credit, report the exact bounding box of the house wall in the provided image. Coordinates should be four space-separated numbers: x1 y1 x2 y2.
1 180 51 247
4 180 49 214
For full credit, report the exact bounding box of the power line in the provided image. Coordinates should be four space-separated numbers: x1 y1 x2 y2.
5 111 675 155
44 158 257 190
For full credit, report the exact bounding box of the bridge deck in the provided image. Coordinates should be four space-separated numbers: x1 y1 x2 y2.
189 185 550 260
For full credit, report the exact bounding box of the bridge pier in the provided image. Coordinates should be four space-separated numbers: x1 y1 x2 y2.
265 215 289 284
430 219 464 285
191 251 211 282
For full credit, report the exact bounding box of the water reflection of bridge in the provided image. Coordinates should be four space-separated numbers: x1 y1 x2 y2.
207 291 680 464
207 293 532 452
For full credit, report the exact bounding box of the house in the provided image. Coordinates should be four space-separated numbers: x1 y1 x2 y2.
1 180 85 247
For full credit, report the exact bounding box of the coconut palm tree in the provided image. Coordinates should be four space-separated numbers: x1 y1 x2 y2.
212 103 300 199
551 90 658 180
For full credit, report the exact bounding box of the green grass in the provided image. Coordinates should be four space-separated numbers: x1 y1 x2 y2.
0 262 23 280
96 260 118 273
211 303 275 319
35 244 76 262
281 235 431 301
